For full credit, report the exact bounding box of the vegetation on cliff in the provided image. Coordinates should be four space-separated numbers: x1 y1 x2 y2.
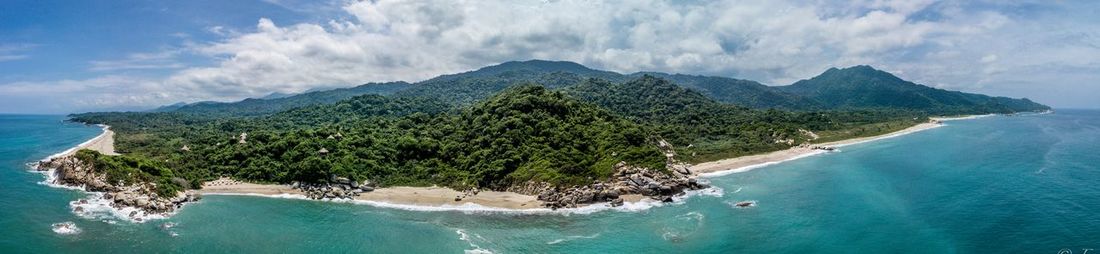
71 149 187 198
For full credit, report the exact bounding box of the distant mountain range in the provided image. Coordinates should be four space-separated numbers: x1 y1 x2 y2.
156 81 412 116
152 60 1048 117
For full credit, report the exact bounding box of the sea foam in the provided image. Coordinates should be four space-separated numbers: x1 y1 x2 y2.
51 222 81 235
698 150 828 178
69 192 170 223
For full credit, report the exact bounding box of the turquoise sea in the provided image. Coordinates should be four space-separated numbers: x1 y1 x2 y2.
1 111 1098 253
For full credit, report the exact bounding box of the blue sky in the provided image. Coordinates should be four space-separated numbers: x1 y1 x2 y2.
1 0 1097 113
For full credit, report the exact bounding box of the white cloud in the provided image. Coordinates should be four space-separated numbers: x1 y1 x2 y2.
88 50 185 71
0 75 184 113
980 54 998 63
0 43 36 62
5 0 1099 113
165 0 992 93
0 55 28 62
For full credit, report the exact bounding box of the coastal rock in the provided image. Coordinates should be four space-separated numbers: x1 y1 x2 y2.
36 155 200 216
734 201 756 208
610 198 624 207
508 159 709 209
293 182 360 200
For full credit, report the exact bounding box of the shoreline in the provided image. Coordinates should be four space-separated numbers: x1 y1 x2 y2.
44 124 117 160
44 115 988 214
36 124 170 223
37 124 117 187
196 177 654 212
691 115 984 177
195 178 548 210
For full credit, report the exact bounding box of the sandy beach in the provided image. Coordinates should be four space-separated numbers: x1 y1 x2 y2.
56 125 118 158
196 177 548 209
691 116 974 176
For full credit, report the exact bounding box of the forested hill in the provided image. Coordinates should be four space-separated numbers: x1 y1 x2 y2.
626 72 819 110
780 65 1051 114
157 81 413 117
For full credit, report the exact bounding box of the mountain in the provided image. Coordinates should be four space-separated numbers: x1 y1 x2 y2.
258 92 294 100
165 82 413 117
432 60 620 81
564 75 726 122
779 65 1050 114
397 60 813 109
392 60 623 105
150 102 190 112
628 72 819 110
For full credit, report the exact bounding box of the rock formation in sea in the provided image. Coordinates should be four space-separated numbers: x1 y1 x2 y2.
36 156 200 218
507 161 709 209
508 138 710 209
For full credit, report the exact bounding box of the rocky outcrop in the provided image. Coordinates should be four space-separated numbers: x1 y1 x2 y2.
508 161 709 210
36 156 200 215
505 138 710 209
293 179 375 200
799 143 836 151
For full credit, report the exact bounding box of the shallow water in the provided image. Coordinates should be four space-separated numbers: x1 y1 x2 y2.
2 111 1097 253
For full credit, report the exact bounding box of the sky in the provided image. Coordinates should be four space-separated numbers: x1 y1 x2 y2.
0 0 1097 114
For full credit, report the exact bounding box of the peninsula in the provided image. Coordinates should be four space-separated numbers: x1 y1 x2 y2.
37 60 1049 219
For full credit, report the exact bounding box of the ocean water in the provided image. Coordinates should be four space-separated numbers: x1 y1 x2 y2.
1 111 1098 253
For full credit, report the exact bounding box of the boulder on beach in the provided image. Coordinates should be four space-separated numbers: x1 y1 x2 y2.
610 198 624 207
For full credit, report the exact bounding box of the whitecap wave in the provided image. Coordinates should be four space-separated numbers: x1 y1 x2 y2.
51 221 81 235
935 114 996 121
546 233 601 245
660 212 705 242
33 167 86 191
160 222 179 237
68 192 170 223
698 150 827 178
456 229 494 254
